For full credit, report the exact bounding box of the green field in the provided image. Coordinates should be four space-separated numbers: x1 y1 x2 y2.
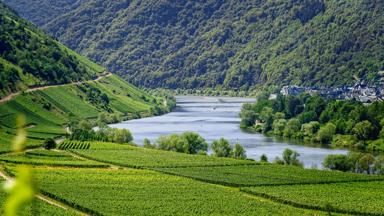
157 165 384 187
0 179 77 216
32 167 327 216
0 150 108 168
72 142 257 168
242 181 384 215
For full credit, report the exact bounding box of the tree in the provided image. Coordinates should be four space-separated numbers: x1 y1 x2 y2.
143 138 155 149
316 123 336 144
273 119 287 136
112 128 133 144
301 121 320 139
373 156 384 175
352 121 377 141
323 154 351 172
260 107 274 133
78 120 93 130
211 138 232 157
283 118 301 138
260 154 268 163
156 134 187 152
282 148 302 166
181 132 208 154
43 138 56 150
232 143 246 159
358 154 375 174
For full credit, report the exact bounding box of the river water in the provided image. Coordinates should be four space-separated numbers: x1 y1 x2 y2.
109 96 347 168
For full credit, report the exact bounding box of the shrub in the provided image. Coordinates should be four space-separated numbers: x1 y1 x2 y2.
43 138 56 150
211 138 232 158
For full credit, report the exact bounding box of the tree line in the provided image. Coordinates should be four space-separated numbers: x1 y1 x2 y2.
241 93 384 152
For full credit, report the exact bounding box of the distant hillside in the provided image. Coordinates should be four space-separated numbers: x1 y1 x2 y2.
4 0 384 90
2 0 87 26
0 2 104 98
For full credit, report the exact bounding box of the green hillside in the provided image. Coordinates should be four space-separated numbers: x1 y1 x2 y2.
0 2 104 98
4 0 384 90
0 74 161 153
0 2 166 153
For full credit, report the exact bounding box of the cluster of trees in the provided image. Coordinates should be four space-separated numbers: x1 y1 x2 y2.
69 119 132 144
241 94 384 152
70 127 133 144
7 0 384 90
323 153 384 175
144 133 247 159
78 84 110 110
0 2 95 98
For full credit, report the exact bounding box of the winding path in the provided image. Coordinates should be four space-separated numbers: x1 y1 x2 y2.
0 72 112 104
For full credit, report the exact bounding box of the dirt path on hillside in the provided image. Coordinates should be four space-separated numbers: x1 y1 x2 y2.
0 72 111 104
0 170 89 216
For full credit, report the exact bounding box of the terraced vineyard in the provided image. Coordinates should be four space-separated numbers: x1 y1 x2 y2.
58 141 91 150
242 181 384 215
157 165 384 187
0 150 108 168
72 142 257 168
31 167 327 216
0 179 77 216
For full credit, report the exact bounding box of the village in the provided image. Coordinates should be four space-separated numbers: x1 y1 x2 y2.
280 72 384 103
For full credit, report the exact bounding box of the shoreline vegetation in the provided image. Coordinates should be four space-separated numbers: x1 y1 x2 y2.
240 92 384 173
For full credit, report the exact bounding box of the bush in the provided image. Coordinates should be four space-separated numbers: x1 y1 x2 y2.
323 154 351 172
232 143 246 159
43 138 56 150
316 123 336 144
211 138 232 157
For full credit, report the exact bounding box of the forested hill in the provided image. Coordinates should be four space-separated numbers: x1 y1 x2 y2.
4 0 384 90
0 2 104 98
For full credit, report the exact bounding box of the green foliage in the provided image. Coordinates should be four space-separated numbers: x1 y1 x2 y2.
323 152 383 174
58 140 91 150
42 138 56 150
7 0 384 90
211 138 232 158
352 120 377 141
72 142 255 168
70 127 133 144
241 94 384 151
232 143 247 159
155 132 208 154
242 181 384 215
282 149 302 167
0 2 104 98
316 123 336 144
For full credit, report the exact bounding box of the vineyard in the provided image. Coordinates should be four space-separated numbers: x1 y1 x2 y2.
0 150 108 168
31 167 326 216
241 181 384 215
157 165 384 187
58 141 91 150
0 179 76 216
72 143 256 168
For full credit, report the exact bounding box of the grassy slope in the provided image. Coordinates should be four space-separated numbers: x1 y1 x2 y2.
0 74 156 153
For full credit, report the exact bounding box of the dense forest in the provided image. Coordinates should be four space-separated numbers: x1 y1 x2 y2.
4 0 384 90
0 2 103 98
241 93 384 152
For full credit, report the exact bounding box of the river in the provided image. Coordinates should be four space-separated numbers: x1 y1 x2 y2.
109 96 348 168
